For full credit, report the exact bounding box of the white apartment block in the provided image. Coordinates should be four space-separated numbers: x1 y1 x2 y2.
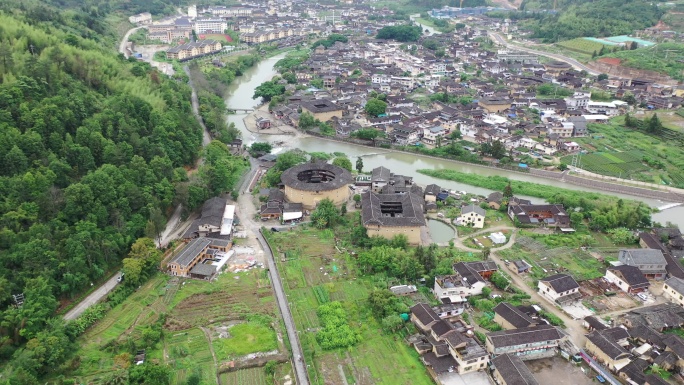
194 18 228 34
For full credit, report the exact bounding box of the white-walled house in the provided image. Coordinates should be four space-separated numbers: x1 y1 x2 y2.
664 277 684 307
459 204 486 229
604 265 650 294
538 274 581 304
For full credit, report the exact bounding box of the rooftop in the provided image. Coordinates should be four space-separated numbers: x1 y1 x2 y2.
487 324 565 349
492 353 539 385
170 238 211 268
281 162 353 192
361 191 426 227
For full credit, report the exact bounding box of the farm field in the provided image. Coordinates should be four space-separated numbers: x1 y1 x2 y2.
71 267 289 385
264 224 436 385
220 367 268 385
561 117 684 188
498 236 606 282
561 150 648 178
556 38 609 55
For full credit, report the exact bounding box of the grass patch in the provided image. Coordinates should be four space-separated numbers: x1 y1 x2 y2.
556 38 609 55
213 322 278 358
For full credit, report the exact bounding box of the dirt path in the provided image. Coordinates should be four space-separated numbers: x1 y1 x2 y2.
200 326 220 385
453 226 518 252
452 225 586 347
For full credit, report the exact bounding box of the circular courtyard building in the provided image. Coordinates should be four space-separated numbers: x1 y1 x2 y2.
543 60 572 74
281 162 353 209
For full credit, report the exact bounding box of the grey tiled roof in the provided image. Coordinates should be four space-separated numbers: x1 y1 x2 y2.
540 274 579 293
280 162 353 192
492 354 539 385
170 238 211 268
665 276 684 295
361 192 425 227
487 324 565 349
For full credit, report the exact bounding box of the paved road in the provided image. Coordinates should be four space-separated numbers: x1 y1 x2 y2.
184 66 212 147
63 275 120 321
118 26 141 58
236 160 309 385
488 31 601 76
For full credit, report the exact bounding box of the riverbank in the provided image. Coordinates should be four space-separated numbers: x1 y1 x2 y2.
278 131 684 203
243 104 300 137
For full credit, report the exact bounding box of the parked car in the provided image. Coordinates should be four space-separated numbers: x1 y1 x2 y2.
271 227 279 232
116 272 124 283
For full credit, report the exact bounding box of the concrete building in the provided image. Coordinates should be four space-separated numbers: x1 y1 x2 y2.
129 12 152 24
194 18 228 34
166 40 222 61
618 249 667 280
361 191 426 245
459 204 486 229
663 277 684 307
485 324 567 360
280 162 353 210
167 237 231 278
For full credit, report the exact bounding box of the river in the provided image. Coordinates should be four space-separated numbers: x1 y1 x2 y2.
223 53 684 228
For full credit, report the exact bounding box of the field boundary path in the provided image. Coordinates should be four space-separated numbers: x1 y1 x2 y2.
257 230 310 385
63 275 120 321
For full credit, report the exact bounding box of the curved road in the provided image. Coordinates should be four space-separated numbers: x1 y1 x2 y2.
118 26 141 58
489 31 601 76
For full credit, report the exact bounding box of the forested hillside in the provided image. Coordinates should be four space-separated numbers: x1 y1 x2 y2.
0 1 244 380
512 0 664 42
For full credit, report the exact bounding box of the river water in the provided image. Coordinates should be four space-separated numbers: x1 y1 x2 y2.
223 53 684 228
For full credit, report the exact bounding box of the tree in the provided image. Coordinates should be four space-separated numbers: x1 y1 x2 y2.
647 113 663 133
298 112 316 129
253 80 285 101
481 247 491 260
570 212 584 228
352 128 384 141
355 157 364 173
382 315 405 333
310 198 341 229
129 364 172 385
597 73 609 81
503 182 513 199
19 277 59 339
332 156 352 172
249 142 273 157
490 271 509 290
364 98 387 117
376 25 422 42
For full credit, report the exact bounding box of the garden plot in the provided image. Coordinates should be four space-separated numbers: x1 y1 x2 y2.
503 237 605 281
220 367 268 385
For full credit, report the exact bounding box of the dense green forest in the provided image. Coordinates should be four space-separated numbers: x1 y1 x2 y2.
0 0 247 382
510 0 664 42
